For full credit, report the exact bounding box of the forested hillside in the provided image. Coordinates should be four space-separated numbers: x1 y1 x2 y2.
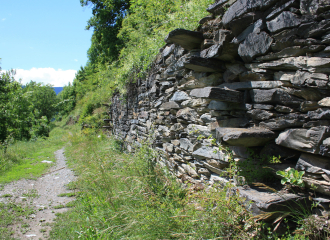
0 67 58 143
59 0 213 128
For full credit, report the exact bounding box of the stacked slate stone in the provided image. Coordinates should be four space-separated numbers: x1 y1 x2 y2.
106 0 330 215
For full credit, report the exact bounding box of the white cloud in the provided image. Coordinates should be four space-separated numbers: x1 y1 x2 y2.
13 68 77 87
74 59 78 62
1 18 6 21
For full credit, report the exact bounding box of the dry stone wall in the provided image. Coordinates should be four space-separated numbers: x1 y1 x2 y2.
105 0 330 212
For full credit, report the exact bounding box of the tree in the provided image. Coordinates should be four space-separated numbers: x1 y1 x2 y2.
81 0 130 66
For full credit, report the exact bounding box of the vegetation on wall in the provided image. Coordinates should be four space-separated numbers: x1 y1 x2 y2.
71 0 213 127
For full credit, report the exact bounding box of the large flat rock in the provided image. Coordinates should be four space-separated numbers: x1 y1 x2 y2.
232 187 308 220
216 127 276 147
165 29 204 50
190 87 244 103
276 126 330 154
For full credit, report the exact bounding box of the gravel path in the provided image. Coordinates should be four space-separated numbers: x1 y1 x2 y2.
0 147 76 239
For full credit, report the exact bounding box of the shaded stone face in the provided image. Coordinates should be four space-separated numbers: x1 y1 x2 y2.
108 0 330 200
165 29 204 50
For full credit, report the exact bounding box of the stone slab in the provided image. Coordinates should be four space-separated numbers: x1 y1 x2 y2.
216 127 276 147
275 126 330 154
190 87 244 103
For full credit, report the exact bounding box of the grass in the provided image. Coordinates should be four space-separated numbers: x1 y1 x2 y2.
57 192 78 197
49 130 266 239
0 125 79 183
0 201 35 239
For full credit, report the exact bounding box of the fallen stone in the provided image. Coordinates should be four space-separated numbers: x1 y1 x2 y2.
184 56 225 72
216 127 276 147
276 126 330 154
218 81 284 90
180 138 195 152
165 29 204 50
238 31 273 62
190 87 244 103
266 11 301 33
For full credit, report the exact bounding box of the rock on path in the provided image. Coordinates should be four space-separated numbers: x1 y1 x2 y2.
0 147 76 239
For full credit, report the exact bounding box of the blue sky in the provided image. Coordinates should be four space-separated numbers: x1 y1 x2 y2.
0 1 93 86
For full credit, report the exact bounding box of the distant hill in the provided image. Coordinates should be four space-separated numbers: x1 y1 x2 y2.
53 87 63 95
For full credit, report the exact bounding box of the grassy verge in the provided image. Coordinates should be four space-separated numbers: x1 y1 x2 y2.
50 130 269 239
0 125 78 184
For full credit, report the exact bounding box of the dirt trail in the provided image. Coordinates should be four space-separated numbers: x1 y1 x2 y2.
0 148 76 239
